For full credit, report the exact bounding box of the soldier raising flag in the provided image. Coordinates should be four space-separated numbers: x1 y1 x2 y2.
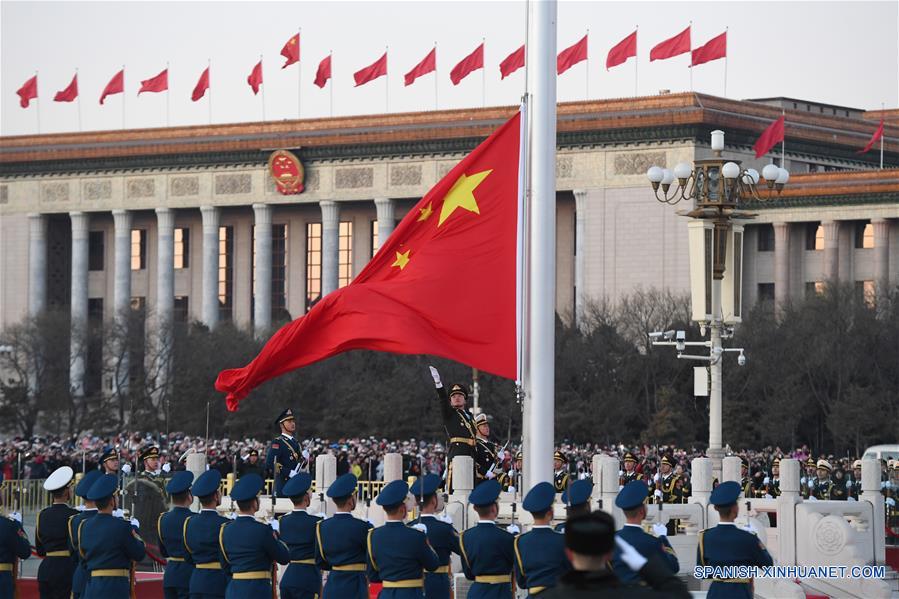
429 366 478 491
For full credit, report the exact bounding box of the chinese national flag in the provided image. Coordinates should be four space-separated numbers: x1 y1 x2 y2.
405 47 436 86
857 120 884 154
450 43 484 85
606 31 637 70
100 69 124 105
216 112 522 410
17 75 38 108
691 31 726 67
753 115 785 159
138 69 168 94
557 35 588 75
500 45 525 79
650 26 691 61
354 52 387 87
314 55 332 88
54 74 78 102
248 60 263 94
281 33 300 68
192 67 210 102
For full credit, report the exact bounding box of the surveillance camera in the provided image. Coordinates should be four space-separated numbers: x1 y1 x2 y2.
648 331 664 340
675 330 686 352
737 352 747 367
663 330 676 341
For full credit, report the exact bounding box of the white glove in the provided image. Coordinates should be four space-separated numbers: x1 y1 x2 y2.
619 485 624 491
653 473 660 482
809 479 817 487
227 512 237 520
615 536 648 572
887 497 897 507
9 511 22 523
486 471 496 480
438 514 453 524
619 470 624 476
288 466 300 479
428 366 442 388
742 521 757 535
122 464 132 475
651 523 667 537
76 504 85 512
130 518 140 528
881 481 889 489
113 508 125 518
507 486 516 494
653 489 663 500
411 523 428 533
808 496 818 502
270 519 280 532
801 477 807 485
506 524 520 535
764 494 772 499
847 496 857 502
763 476 770 485
162 463 171 473
302 449 310 461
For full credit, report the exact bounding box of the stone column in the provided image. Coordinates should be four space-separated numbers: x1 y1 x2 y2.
773 222 790 305
252 204 272 336
690 457 712 507
777 459 800 565
70 212 90 399
384 453 403 482
112 210 133 394
155 209 175 407
200 206 220 330
320 201 340 296
28 213 47 317
822 220 840 282
872 219 891 292
374 197 395 249
573 190 587 327
599 455 619 524
861 459 886 564
722 456 741 483
316 453 338 516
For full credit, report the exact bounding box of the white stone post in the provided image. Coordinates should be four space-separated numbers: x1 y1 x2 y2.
186 452 208 511
691 457 713 507
112 210 132 395
320 201 340 296
70 212 89 399
722 456 741 484
591 455 603 510
200 206 220 330
374 197 395 248
599 455 619 520
28 213 47 317
155 208 175 407
860 459 885 564
316 453 338 516
573 190 587 327
252 204 273 336
384 453 403 482
777 458 800 565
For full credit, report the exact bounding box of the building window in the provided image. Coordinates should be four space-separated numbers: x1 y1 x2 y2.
757 283 775 302
272 224 288 320
756 224 775 252
855 280 875 308
218 226 233 322
131 229 147 270
88 231 105 271
174 296 189 323
174 228 190 269
805 281 826 298
854 223 874 249
805 223 824 251
306 223 322 310
371 220 379 258
339 221 353 288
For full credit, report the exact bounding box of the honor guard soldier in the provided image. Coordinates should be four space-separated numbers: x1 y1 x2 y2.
763 458 782 498
158 471 196 599
219 473 290 599
739 457 754 498
184 470 230 599
847 460 862 501
277 473 323 599
555 478 592 533
409 473 461 599
79 474 146 599
654 456 681 504
314 473 373 599
553 452 569 493
801 457 817 499
460 479 516 599
267 408 305 497
1 497 31 599
36 466 79 599
69 470 102 599
428 366 477 491
811 460 835 500
474 414 501 486
611 481 679 585
367 480 441 596
514 482 568 596
697 481 773 599
620 452 643 486
99 448 121 477
239 450 264 478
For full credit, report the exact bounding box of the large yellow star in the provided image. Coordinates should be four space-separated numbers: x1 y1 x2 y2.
417 202 433 222
438 170 492 227
391 249 411 270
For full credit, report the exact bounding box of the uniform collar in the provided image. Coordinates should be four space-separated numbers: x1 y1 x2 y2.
477 520 496 526
292 508 308 513
237 514 255 519
82 508 98 512
280 433 294 442
623 523 643 528
531 525 552 529
201 508 218 514
717 521 737 526
385 520 405 524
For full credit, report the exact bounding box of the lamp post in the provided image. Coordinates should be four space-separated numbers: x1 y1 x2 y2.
646 130 788 481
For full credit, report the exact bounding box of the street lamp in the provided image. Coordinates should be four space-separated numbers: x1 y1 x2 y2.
646 130 788 481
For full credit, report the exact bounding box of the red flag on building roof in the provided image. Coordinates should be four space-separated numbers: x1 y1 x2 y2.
54 74 78 102
17 75 38 108
354 52 387 87
857 120 884 154
192 67 210 102
557 35 588 75
405 47 436 87
606 31 637 70
138 69 168 95
314 54 332 88
248 60 263 95
691 31 727 67
450 43 484 85
100 69 124 105
650 26 691 61
281 33 300 69
215 111 523 410
753 115 785 159
500 45 525 79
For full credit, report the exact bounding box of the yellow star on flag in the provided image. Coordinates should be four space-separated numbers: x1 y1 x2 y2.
417 202 433 222
391 249 411 270
438 170 492 227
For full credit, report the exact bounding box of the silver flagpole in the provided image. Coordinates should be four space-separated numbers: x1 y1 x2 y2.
881 103 885 170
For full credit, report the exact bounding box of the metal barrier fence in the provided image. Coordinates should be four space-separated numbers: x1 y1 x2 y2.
0 479 51 514
218 476 387 499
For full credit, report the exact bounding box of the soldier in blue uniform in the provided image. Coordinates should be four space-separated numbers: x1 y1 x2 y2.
219 473 290 599
697 481 773 599
1 502 31 599
184 469 230 599
367 479 441 597
611 480 679 584
158 471 196 599
314 473 373 599
409 473 461 599
79 474 146 599
555 478 592 533
278 473 323 599
69 469 102 599
36 466 79 599
460 479 516 599
266 408 306 497
513 481 568 596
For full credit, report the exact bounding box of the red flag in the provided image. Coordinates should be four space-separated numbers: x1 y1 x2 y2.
857 120 884 154
16 75 38 108
405 48 436 87
192 67 210 102
100 69 124 105
650 26 691 61
281 33 300 69
450 43 484 85
314 55 332 88
354 52 387 87
691 31 727 67
753 115 785 159
248 61 263 95
138 69 168 95
54 74 78 102
500 45 525 79
606 31 637 70
215 112 522 410
557 35 588 75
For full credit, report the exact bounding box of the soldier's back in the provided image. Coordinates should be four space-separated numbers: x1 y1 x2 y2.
36 503 79 598
278 510 323 599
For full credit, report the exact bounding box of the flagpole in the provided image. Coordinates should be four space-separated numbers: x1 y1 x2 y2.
634 25 639 97
329 51 334 117
208 59 213 125
166 61 171 127
688 21 693 92
482 36 487 108
385 45 389 113
122 65 126 130
76 68 82 132
585 28 589 100
781 109 786 168
260 54 266 122
298 27 302 119
723 27 729 97
434 41 439 111
881 102 885 170
35 70 41 134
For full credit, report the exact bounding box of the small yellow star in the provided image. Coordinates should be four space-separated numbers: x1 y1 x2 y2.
438 170 492 227
417 202 433 222
391 249 411 270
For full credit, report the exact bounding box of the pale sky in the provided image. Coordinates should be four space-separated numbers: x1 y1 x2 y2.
2 0 897 136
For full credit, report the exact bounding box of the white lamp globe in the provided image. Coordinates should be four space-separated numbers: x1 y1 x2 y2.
762 164 780 182
775 167 790 185
661 169 675 186
747 168 760 185
647 166 664 183
673 162 693 180
710 130 725 152
722 162 741 180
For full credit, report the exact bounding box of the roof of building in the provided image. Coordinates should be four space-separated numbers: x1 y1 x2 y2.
745 168 899 209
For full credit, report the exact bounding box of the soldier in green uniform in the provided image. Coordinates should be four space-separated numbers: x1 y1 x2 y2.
474 414 500 487
428 366 477 491
553 452 569 494
620 452 643 487
847 460 862 501
885 462 899 539
739 457 754 499
138 446 169 494
811 460 835 501
652 456 681 535
800 457 816 499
